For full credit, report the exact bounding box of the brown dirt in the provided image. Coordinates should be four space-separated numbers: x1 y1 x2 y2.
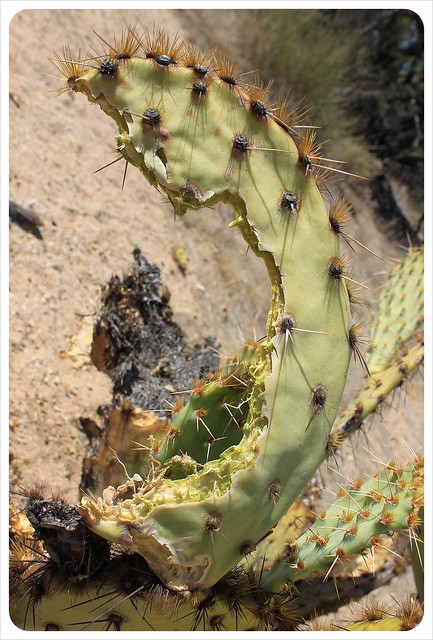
9 7 423 619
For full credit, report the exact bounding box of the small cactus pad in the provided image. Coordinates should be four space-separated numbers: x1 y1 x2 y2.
260 456 423 592
332 247 424 444
155 345 260 472
342 596 423 631
367 247 424 374
303 597 423 631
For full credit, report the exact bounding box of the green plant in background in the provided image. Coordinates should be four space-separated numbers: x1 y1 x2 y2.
249 9 366 169
248 8 424 204
9 25 424 631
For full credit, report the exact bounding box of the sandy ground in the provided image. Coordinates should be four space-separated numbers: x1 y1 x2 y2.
8 7 424 624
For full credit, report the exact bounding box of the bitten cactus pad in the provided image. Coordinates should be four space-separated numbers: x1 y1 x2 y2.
54 30 353 590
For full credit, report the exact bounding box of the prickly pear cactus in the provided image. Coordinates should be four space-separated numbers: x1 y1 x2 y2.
51 28 356 591
9 26 424 632
9 454 423 631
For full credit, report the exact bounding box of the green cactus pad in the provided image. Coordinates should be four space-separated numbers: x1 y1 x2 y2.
10 571 298 632
332 247 424 444
367 247 424 374
10 506 300 632
332 340 423 444
259 456 423 592
155 344 260 473
54 29 354 591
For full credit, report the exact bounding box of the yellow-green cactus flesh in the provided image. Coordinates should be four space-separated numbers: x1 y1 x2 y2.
67 52 352 590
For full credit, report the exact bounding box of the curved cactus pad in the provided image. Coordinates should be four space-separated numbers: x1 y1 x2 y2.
53 29 355 589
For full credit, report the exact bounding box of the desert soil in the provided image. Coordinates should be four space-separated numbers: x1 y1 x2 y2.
8 7 423 622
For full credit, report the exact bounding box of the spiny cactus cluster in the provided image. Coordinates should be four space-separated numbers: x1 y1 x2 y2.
9 25 424 632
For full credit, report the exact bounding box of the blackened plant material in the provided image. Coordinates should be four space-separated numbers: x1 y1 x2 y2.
25 496 110 577
91 249 219 408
